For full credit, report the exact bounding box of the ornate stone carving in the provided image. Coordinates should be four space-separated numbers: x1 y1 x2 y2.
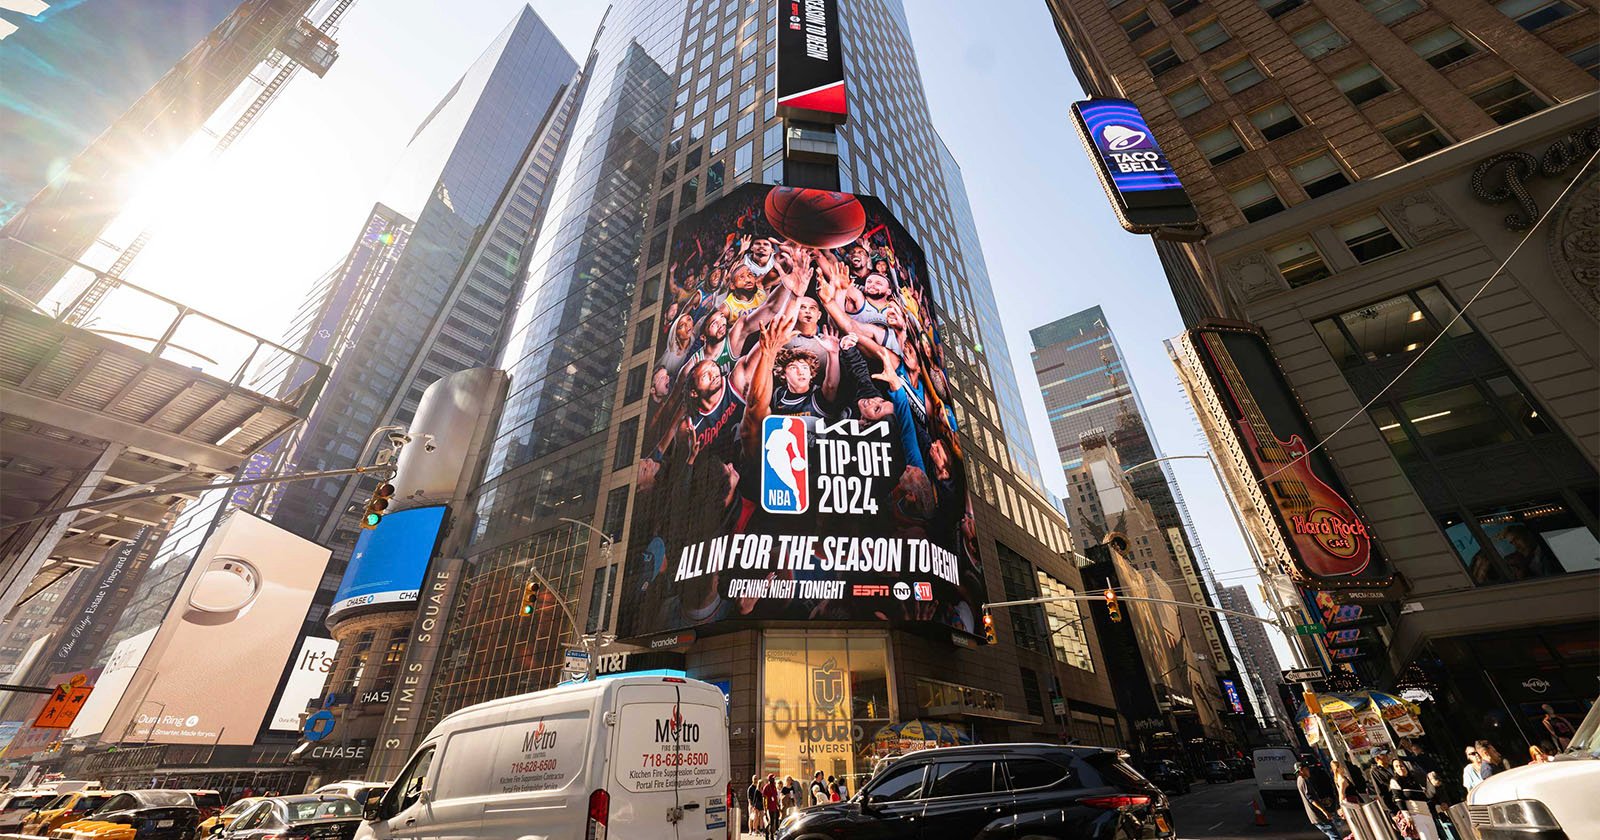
1383 192 1461 243
1224 252 1281 304
1546 166 1599 320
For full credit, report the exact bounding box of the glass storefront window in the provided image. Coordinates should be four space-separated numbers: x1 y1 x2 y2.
1473 499 1600 577
762 632 891 794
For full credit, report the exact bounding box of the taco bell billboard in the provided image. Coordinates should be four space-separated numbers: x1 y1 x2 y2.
1070 98 1197 232
617 185 982 641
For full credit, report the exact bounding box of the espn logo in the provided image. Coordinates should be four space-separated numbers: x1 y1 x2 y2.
760 415 809 514
914 582 933 601
852 585 891 597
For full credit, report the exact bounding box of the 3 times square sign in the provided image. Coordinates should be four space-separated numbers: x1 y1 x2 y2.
617 185 984 643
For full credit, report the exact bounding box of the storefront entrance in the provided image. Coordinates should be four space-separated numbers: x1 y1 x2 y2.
761 631 892 797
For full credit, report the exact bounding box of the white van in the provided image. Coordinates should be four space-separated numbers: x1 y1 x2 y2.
1252 747 1300 807
354 674 730 840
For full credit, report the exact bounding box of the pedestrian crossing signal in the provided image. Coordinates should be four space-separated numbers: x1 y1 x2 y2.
1103 588 1121 623
982 611 996 645
519 581 541 617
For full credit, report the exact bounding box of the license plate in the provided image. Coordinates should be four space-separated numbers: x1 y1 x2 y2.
1156 815 1171 833
156 820 174 828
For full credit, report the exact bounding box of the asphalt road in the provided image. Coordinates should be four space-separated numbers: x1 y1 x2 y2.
1168 778 1326 840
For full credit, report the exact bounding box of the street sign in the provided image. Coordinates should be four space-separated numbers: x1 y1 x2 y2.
303 709 336 742
33 676 92 729
1293 623 1326 636
1051 698 1066 716
1282 667 1327 683
564 649 590 674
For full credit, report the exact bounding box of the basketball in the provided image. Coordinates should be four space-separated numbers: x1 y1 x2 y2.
763 187 866 248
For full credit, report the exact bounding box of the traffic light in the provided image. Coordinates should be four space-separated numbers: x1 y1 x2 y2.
361 482 396 529
982 611 997 645
518 581 541 617
1103 588 1122 623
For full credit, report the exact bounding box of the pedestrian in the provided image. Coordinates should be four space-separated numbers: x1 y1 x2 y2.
1540 704 1575 750
825 775 840 802
832 776 848 801
1296 763 1344 840
1475 740 1508 772
1368 751 1398 815
1528 745 1551 764
780 775 797 815
1390 761 1440 840
1461 745 1494 792
746 774 763 835
1332 761 1364 827
809 771 829 807
761 774 781 840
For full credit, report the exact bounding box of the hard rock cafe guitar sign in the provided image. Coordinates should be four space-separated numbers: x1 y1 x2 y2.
1190 323 1393 589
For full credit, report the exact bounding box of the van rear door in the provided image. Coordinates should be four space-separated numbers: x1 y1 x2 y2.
608 680 729 840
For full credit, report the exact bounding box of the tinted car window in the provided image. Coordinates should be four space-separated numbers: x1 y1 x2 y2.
8 795 54 810
1005 758 1070 791
138 792 194 808
865 763 926 802
928 761 997 798
77 796 114 814
232 804 272 831
288 801 358 821
1079 753 1150 789
190 793 222 810
99 794 139 812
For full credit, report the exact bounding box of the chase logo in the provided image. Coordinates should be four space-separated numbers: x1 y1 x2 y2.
761 415 809 514
1101 124 1149 151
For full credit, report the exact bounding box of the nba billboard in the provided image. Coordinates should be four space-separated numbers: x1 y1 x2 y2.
618 184 982 640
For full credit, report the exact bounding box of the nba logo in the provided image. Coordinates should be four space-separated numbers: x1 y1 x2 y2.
761 415 809 514
914 582 933 601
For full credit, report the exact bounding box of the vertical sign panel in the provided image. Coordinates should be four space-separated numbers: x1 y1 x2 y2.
1070 98 1197 232
777 0 848 124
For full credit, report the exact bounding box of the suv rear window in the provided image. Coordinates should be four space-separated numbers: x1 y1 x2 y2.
1004 758 1070 791
189 793 222 809
928 761 998 798
1076 753 1150 790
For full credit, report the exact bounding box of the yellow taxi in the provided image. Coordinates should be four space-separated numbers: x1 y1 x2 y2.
196 797 263 837
22 791 119 836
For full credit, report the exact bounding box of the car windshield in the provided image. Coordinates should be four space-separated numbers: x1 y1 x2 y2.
41 794 73 810
288 800 359 821
137 792 194 808
220 799 256 817
9 796 54 810
1556 702 1600 760
78 796 115 814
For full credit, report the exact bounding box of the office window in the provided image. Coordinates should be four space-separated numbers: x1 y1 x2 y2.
1121 10 1157 39
1230 179 1286 221
1259 0 1304 16
1410 27 1478 68
633 316 655 353
1291 153 1351 197
737 112 754 138
997 543 1046 653
1316 285 1475 370
1249 101 1303 140
1293 20 1348 59
623 364 646 405
762 159 783 185
613 417 639 471
1218 58 1265 92
713 103 729 127
1335 63 1394 105
762 122 783 157
1146 46 1183 75
1020 668 1046 718
1382 115 1451 161
1165 0 1202 17
1361 0 1423 23
1187 20 1231 52
1399 384 1520 456
734 141 753 175
1338 214 1404 262
1470 78 1548 125
1567 43 1600 78
1168 82 1212 117
1271 239 1331 287
1196 125 1245 163
1494 0 1578 30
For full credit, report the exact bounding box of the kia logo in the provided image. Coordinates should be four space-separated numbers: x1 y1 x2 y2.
1522 677 1550 694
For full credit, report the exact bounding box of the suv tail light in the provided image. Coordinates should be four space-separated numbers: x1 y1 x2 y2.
1081 795 1152 810
585 789 609 840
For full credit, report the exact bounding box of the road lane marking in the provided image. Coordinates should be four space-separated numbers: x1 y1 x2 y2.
1208 820 1224 830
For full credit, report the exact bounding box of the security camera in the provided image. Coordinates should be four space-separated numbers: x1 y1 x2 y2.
422 434 438 453
386 431 412 446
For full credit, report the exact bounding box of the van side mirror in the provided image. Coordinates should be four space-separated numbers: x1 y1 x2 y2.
363 802 383 823
208 823 224 836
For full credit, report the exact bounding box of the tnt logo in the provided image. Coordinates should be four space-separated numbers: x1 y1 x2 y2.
761 415 809 514
914 582 933 601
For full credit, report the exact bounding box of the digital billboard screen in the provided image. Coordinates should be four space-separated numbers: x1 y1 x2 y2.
618 184 982 640
1070 98 1197 232
776 0 847 124
329 505 447 619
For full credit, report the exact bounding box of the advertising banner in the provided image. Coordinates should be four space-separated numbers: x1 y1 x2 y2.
268 637 338 731
776 0 847 124
1186 323 1394 591
1069 98 1197 232
328 505 447 620
66 627 157 739
103 512 329 745
1222 679 1244 714
619 185 980 640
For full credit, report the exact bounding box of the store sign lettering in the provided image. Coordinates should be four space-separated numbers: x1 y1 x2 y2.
812 659 845 715
1289 510 1369 559
1521 678 1550 694
1470 125 1598 230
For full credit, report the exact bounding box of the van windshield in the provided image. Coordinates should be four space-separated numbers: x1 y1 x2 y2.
1555 703 1599 760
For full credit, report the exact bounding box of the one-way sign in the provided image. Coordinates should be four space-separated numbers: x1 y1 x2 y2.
1282 667 1327 683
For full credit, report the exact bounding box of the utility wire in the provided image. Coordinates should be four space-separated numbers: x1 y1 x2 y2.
1258 149 1598 484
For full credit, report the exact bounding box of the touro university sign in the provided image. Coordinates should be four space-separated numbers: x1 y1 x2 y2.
617 185 983 640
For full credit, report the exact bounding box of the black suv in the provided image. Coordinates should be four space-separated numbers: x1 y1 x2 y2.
777 743 1173 840
1140 760 1192 795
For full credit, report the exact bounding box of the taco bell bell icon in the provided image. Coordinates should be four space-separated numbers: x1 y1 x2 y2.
761 415 809 514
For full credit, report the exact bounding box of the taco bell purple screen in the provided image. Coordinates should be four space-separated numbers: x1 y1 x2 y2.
1078 98 1184 194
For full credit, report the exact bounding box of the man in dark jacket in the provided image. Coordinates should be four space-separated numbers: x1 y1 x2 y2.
1297 763 1343 840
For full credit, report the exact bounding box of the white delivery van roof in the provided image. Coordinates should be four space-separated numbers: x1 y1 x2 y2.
432 674 721 732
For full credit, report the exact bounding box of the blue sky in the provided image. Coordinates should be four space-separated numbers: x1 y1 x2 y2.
117 0 1285 664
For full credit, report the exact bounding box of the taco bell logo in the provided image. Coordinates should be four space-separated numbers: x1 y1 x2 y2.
1101 124 1149 151
761 415 809 514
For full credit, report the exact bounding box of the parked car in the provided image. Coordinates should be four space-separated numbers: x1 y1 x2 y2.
1252 748 1300 808
1 790 59 832
353 674 730 840
777 743 1174 840
176 792 223 820
1202 761 1233 784
1140 760 1192 795
51 790 201 840
1225 758 1252 780
308 784 388 808
22 790 121 836
197 798 263 837
1467 699 1600 840
218 796 361 840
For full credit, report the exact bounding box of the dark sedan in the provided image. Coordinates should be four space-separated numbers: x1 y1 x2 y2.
1202 761 1233 784
52 790 201 840
216 796 362 840
1140 760 1192 795
778 743 1174 840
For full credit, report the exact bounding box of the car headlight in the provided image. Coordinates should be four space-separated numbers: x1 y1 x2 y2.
1486 800 1560 829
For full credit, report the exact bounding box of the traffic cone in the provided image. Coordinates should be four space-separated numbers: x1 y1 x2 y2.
1253 797 1268 826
